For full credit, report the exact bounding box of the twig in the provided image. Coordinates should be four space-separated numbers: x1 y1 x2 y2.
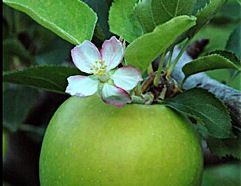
164 46 241 128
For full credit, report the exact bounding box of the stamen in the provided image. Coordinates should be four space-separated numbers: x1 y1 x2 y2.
90 59 108 77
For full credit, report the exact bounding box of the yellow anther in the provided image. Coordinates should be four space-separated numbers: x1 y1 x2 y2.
89 59 108 76
99 59 105 64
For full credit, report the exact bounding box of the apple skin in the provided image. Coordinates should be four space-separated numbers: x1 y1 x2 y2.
40 96 203 186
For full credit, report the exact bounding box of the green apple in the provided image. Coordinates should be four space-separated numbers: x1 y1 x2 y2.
40 96 203 186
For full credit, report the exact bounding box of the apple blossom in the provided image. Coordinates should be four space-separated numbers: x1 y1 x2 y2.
65 36 143 107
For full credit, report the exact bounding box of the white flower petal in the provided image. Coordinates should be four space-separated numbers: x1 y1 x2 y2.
101 36 124 71
65 75 98 97
101 83 131 108
71 40 101 73
111 66 143 90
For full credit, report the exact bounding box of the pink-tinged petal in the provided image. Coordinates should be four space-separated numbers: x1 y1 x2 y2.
111 66 143 90
101 83 131 108
65 75 98 97
71 40 101 73
101 36 124 71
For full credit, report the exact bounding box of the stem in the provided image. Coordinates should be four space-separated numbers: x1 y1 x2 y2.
141 73 156 93
131 95 146 104
227 71 240 86
165 46 174 70
153 52 166 87
166 39 191 78
135 83 142 96
18 124 45 136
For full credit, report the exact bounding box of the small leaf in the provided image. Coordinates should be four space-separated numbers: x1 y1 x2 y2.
187 0 227 38
192 0 210 15
182 54 241 82
226 23 241 60
163 88 233 138
3 86 40 132
206 137 241 159
3 65 86 94
207 50 241 67
82 0 111 39
108 0 143 43
124 15 196 74
134 0 195 33
3 0 97 45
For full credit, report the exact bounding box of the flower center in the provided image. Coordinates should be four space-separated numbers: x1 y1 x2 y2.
90 59 109 82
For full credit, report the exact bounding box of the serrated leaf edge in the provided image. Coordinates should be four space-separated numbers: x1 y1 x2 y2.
163 88 233 139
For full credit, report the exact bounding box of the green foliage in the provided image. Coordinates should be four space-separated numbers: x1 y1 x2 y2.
206 50 241 67
82 0 111 40
202 163 241 186
134 0 195 33
192 0 211 15
108 0 143 43
187 0 228 38
3 38 32 70
34 38 73 66
226 23 241 60
206 137 241 159
182 54 241 83
163 88 234 139
3 66 84 94
3 86 40 132
206 69 241 91
2 0 241 175
124 16 196 74
3 0 98 45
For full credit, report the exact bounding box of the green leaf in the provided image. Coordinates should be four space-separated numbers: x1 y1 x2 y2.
219 0 241 21
206 137 241 159
3 38 33 70
124 15 196 74
34 38 73 65
207 50 241 67
182 54 241 82
108 0 143 43
202 163 241 185
3 65 85 94
3 0 97 45
163 88 233 139
205 69 241 91
226 23 241 60
82 0 111 39
192 0 210 15
134 0 195 33
3 86 40 132
134 0 156 33
187 0 227 38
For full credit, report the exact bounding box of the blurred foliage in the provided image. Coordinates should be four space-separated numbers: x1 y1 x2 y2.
202 163 241 186
3 131 7 157
2 3 73 136
2 3 72 185
192 0 241 91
